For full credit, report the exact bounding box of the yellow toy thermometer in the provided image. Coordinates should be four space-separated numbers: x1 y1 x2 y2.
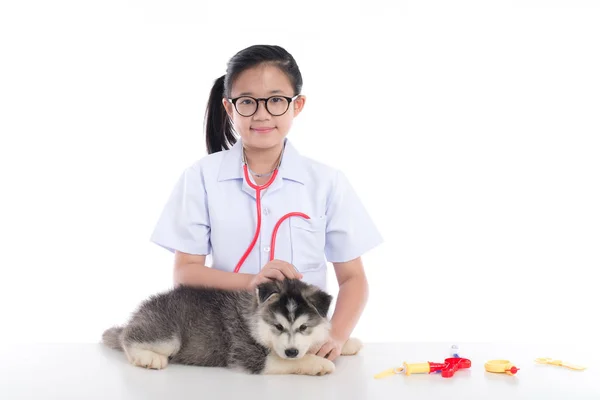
535 358 586 371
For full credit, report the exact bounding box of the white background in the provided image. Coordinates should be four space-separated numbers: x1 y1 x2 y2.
1 0 598 345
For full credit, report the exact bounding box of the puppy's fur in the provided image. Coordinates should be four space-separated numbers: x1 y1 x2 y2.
102 279 362 375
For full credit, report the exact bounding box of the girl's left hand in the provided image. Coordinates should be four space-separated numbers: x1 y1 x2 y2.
310 336 345 361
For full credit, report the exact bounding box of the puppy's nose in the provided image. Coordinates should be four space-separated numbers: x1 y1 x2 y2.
285 348 299 358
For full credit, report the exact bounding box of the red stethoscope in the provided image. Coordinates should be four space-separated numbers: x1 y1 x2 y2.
233 150 309 273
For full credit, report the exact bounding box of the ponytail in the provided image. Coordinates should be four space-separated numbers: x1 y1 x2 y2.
205 75 237 154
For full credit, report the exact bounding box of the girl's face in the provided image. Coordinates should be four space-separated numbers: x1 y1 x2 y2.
222 63 305 151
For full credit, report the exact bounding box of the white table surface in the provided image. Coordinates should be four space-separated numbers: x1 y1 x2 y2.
1 342 598 399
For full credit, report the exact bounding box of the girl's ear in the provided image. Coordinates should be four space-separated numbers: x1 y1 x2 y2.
293 95 306 117
222 98 234 119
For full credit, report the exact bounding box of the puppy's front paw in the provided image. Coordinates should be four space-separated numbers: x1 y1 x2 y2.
301 354 335 376
126 348 168 370
341 337 363 356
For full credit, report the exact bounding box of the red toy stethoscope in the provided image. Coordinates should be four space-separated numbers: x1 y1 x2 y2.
233 148 309 273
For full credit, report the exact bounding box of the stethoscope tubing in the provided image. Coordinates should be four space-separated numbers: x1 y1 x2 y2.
233 163 309 273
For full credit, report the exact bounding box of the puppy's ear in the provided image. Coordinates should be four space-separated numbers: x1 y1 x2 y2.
256 281 280 304
306 287 333 318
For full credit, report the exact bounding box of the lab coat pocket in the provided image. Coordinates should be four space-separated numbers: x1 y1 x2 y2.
290 216 326 272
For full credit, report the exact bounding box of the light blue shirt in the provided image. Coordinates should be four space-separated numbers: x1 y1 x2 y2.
150 138 383 291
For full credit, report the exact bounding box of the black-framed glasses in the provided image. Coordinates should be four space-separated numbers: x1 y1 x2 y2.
227 95 299 117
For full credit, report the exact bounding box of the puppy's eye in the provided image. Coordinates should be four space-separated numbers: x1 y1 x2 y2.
275 324 284 331
298 324 307 332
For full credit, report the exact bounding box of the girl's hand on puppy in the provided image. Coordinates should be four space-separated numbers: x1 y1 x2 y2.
248 259 303 289
310 335 345 362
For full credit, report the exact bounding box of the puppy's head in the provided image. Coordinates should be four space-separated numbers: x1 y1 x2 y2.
254 279 333 359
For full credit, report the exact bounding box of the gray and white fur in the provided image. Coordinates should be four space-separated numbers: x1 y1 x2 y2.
102 279 362 375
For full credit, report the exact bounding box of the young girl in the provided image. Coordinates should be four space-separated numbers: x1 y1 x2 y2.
150 44 383 361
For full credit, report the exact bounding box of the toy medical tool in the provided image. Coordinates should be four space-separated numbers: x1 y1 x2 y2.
374 358 471 379
534 358 586 371
484 360 520 375
233 149 310 273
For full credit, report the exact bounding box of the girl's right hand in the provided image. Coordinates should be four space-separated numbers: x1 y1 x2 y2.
248 259 303 289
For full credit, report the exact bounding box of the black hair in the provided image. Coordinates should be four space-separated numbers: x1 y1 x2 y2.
204 45 303 154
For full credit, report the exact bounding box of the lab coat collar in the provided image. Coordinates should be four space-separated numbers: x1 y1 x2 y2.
217 137 308 185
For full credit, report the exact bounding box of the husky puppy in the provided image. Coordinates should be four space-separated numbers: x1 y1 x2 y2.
102 278 362 375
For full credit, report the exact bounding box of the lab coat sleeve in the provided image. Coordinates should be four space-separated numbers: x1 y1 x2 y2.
149 164 211 255
324 170 383 263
